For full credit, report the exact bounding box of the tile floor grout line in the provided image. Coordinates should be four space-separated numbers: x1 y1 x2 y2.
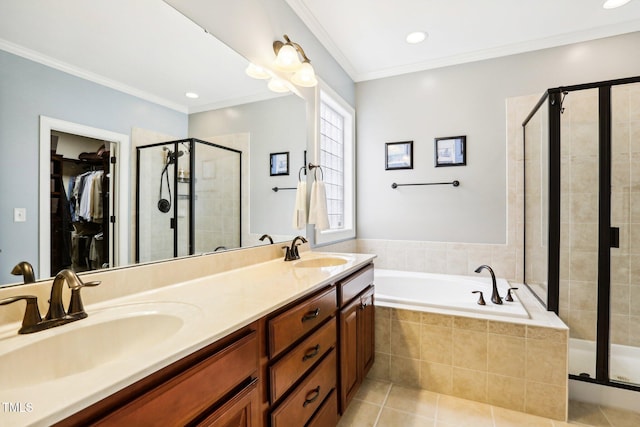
598 404 615 427
371 382 393 427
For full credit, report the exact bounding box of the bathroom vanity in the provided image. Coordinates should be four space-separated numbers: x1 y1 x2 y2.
0 252 375 426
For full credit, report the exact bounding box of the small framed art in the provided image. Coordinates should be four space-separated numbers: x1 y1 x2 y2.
385 141 413 170
435 136 466 167
270 152 289 176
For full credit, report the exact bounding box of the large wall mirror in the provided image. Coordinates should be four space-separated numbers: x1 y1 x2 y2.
0 0 308 286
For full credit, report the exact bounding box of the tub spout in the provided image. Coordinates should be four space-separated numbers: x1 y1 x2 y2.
474 265 502 305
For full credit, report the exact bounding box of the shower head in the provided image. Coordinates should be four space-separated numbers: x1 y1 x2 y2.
162 147 184 164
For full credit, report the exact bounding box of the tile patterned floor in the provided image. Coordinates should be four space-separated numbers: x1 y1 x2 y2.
338 379 640 427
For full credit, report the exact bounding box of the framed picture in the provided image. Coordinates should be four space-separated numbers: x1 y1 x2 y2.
435 136 466 167
385 141 413 170
270 152 289 176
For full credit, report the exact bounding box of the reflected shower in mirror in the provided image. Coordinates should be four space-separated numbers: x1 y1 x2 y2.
136 139 242 263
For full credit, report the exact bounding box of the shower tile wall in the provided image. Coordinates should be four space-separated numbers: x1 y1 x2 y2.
611 82 640 347
559 89 600 343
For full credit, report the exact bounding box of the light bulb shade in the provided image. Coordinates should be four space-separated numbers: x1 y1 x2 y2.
274 43 302 71
267 78 290 93
290 62 318 87
245 63 270 79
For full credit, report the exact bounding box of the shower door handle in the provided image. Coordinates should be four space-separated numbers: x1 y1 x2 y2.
170 218 176 229
610 227 619 248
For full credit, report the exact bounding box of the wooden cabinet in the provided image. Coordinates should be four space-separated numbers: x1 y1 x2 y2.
337 264 375 414
266 286 338 427
56 325 259 427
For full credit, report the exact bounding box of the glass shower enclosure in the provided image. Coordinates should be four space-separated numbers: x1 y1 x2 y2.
136 138 241 263
523 76 640 392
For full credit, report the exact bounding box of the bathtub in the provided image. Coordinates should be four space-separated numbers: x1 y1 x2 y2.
374 269 530 319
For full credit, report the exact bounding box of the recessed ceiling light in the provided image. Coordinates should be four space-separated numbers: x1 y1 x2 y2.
603 0 631 9
185 92 199 99
406 31 427 44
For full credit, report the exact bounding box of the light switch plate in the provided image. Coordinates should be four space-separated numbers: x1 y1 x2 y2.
14 208 26 222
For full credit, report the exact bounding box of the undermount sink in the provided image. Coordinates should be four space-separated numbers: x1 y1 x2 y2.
0 302 200 390
294 256 349 268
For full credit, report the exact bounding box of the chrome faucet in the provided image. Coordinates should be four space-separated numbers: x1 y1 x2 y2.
283 235 307 261
474 265 502 305
0 269 100 334
11 261 36 284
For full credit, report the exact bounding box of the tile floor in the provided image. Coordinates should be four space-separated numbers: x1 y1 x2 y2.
338 379 640 427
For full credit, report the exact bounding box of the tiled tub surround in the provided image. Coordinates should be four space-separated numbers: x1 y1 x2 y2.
370 303 569 421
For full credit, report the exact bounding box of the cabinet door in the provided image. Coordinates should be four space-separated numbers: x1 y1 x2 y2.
197 379 259 427
339 297 359 412
359 288 375 379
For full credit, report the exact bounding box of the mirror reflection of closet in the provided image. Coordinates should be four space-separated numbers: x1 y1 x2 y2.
50 131 114 276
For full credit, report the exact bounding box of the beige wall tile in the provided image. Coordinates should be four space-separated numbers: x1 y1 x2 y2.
452 367 487 402
389 355 420 387
375 312 391 354
525 340 567 386
487 374 525 412
526 326 567 343
525 381 567 421
390 320 421 359
369 352 390 381
422 312 453 327
488 321 526 337
488 334 526 378
419 361 452 395
453 328 487 371
453 316 487 332
391 308 421 323
421 324 453 365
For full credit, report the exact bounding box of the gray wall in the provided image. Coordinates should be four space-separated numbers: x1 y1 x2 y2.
356 32 640 244
0 50 187 283
188 95 307 237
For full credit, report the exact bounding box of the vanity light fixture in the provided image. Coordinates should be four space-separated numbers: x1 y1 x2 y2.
185 92 199 99
603 0 631 8
406 31 427 44
273 34 318 87
267 77 290 93
245 63 270 79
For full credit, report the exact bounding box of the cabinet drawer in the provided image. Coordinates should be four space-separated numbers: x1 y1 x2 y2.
269 317 336 403
338 264 373 306
196 378 259 427
96 331 257 426
306 389 338 427
270 350 336 427
269 287 337 358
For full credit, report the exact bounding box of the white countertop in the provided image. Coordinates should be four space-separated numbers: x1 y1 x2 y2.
0 251 376 427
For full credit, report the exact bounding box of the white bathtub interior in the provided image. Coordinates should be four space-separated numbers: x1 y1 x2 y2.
374 269 530 319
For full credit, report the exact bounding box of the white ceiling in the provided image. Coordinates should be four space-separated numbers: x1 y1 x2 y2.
285 0 640 82
1 0 639 114
0 0 273 114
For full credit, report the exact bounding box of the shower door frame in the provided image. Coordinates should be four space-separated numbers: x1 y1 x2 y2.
135 138 242 262
524 75 640 392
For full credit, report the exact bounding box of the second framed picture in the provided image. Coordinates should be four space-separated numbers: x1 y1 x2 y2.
435 136 466 167
385 141 413 170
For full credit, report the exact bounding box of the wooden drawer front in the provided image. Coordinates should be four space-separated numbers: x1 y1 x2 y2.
269 317 336 403
338 264 373 306
196 378 259 427
270 350 336 427
306 389 338 427
96 331 258 426
269 287 337 358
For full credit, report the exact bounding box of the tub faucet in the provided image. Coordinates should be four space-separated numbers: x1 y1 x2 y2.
474 265 502 305
283 235 307 261
11 261 36 284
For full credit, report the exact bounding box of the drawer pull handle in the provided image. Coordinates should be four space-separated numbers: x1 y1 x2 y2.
301 308 320 322
302 344 321 361
303 386 321 407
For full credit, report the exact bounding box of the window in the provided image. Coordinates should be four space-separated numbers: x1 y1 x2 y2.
315 86 355 244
